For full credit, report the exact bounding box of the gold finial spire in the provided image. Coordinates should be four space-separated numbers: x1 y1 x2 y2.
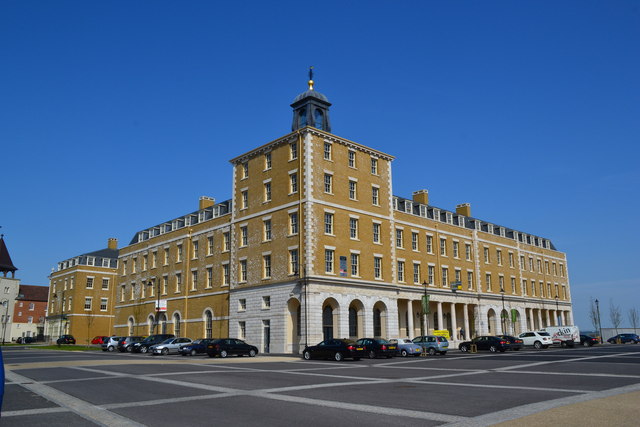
308 66 314 90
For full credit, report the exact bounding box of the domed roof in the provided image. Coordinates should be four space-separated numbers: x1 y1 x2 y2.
292 89 329 104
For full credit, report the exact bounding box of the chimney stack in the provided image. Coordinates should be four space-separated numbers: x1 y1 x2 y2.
107 238 118 250
456 203 471 217
199 196 215 210
412 189 429 205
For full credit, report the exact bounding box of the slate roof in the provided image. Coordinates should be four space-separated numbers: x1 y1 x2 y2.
0 235 18 273
18 284 49 302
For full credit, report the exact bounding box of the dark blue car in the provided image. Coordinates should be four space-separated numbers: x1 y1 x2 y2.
179 338 214 356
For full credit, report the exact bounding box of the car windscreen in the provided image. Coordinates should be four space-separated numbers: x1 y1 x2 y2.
160 338 174 344
538 332 551 336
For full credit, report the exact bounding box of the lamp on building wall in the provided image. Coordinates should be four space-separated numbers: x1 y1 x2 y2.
499 286 506 334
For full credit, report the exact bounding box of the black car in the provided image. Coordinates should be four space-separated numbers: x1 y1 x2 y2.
580 334 599 347
206 338 258 358
179 338 214 356
131 334 175 353
459 336 511 353
355 338 396 359
56 335 76 345
117 336 145 352
497 335 523 351
607 333 639 344
302 339 364 361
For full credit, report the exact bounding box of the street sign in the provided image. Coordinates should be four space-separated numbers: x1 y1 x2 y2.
155 299 167 312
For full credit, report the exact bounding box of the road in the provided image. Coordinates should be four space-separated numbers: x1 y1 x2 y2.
2 344 640 426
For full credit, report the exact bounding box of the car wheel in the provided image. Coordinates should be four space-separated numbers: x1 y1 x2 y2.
303 351 311 360
583 341 590 347
334 352 343 362
162 348 169 355
460 345 468 352
127 346 133 352
428 347 436 356
401 349 408 357
108 345 115 352
534 341 542 349
191 349 196 356
249 349 257 357
140 346 148 354
489 345 498 353
220 350 228 358
368 350 376 359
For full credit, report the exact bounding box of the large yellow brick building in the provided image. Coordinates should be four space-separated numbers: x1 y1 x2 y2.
106 76 573 353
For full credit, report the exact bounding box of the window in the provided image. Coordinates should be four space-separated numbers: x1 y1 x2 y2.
411 232 418 251
499 276 505 292
325 250 334 274
290 173 298 193
289 212 298 235
240 260 248 282
241 226 248 246
192 241 199 259
239 321 246 339
483 247 489 263
350 218 358 239
396 229 404 248
428 266 434 285
522 279 528 296
520 256 525 270
122 260 128 275
262 296 271 309
191 271 198 291
553 262 557 276
152 251 157 268
177 245 183 262
100 298 108 311
537 259 542 273
324 142 332 160
142 255 148 271
175 273 182 293
264 152 272 170
545 261 550 274
263 255 272 278
509 253 514 268
531 280 536 296
207 237 214 255
349 180 357 200
397 261 405 282
28 302 35 311
374 257 382 279
86 277 94 289
371 158 378 174
238 299 246 311
350 253 359 276
84 297 92 311
560 264 565 277
427 236 433 254
529 257 534 271
27 316 33 324
511 277 516 294
485 274 492 292
242 162 248 179
223 232 230 251
467 271 474 290
223 264 230 285
455 269 461 283
264 182 272 202
163 276 168 295
324 213 334 234
263 219 272 241
241 190 248 209
348 151 356 168
290 142 298 160
164 248 169 265
206 267 213 288
441 268 448 287
453 241 459 258
102 278 109 290
372 223 381 243
497 250 502 266
289 250 299 275
324 173 333 193
413 263 420 284
440 238 447 256
371 186 379 205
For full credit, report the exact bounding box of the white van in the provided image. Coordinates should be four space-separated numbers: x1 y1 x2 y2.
540 326 579 348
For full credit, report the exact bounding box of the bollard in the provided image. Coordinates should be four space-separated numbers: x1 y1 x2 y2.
470 344 478 353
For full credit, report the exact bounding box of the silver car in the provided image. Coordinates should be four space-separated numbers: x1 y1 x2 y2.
101 336 122 352
412 335 449 355
151 337 192 355
389 338 422 357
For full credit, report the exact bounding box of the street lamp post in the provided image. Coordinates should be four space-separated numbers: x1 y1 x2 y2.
1 299 10 345
500 287 506 335
595 298 603 343
555 296 561 326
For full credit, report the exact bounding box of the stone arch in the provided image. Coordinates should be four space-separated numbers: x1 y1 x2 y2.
372 301 388 338
158 312 167 334
322 298 340 341
286 297 301 354
147 315 155 335
487 308 497 335
172 312 182 337
348 299 365 340
128 317 135 336
203 309 214 339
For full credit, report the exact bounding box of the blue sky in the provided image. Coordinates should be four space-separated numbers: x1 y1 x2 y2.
1 1 638 330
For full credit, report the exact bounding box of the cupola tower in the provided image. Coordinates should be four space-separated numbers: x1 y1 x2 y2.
291 67 332 132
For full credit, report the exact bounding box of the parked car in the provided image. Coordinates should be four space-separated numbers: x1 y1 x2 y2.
355 338 396 359
412 335 449 355
607 333 639 344
540 326 579 347
518 331 553 349
179 339 214 356
91 336 109 345
388 338 422 357
151 337 192 355
206 338 258 358
131 334 175 353
459 336 510 353
56 335 76 345
117 336 145 352
302 339 364 361
16 336 35 344
497 335 524 351
101 336 122 352
580 334 599 347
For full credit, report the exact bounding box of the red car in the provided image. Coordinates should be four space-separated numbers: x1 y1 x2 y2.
91 336 109 345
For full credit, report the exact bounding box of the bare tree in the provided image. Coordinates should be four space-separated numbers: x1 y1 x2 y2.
609 300 623 335
131 284 144 336
629 308 639 335
85 304 96 349
588 298 599 333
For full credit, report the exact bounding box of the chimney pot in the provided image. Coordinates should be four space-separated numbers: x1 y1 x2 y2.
412 189 429 205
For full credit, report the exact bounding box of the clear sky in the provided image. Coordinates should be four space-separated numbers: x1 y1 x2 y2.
2 1 638 331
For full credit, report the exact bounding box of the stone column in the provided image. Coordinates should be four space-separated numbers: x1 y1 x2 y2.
437 301 443 332
406 299 414 339
537 309 543 330
463 303 469 340
450 302 457 341
545 310 551 328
